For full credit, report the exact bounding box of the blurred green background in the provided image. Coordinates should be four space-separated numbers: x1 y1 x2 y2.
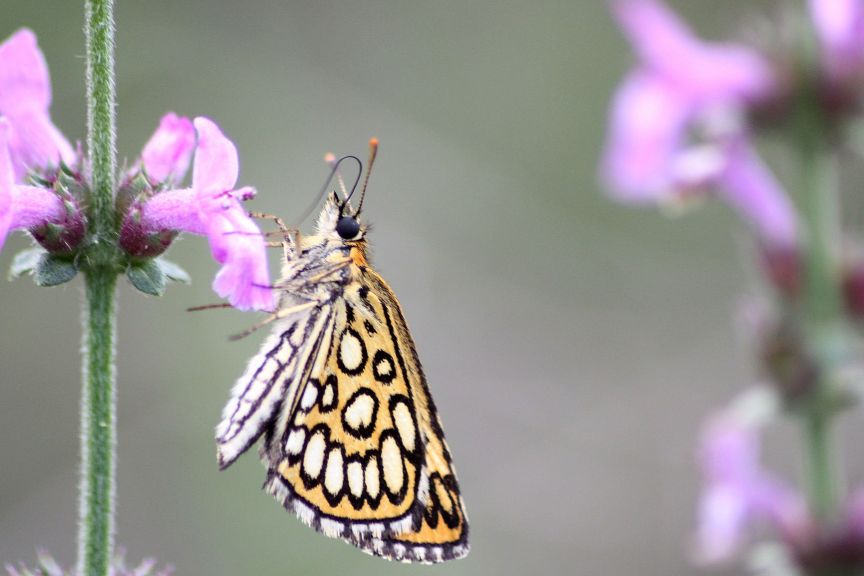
3 1 856 575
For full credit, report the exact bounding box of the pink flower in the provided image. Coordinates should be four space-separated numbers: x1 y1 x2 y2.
692 134 798 247
0 118 70 253
140 113 195 185
0 28 75 180
0 27 271 308
809 0 864 81
128 117 274 311
696 399 806 563
602 0 797 246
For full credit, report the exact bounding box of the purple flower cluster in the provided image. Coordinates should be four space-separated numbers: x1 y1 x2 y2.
602 0 864 248
697 391 864 571
0 28 273 311
603 0 864 572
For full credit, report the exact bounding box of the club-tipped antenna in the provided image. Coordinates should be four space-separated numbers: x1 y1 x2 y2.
325 153 350 200
295 154 361 225
353 138 378 216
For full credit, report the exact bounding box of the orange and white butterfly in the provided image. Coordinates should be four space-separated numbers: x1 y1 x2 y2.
216 140 469 563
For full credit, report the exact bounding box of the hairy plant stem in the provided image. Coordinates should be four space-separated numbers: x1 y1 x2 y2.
79 273 118 576
78 1 119 575
797 95 842 522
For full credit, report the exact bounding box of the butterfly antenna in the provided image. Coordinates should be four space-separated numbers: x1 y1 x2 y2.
353 138 378 216
325 153 350 200
295 154 361 224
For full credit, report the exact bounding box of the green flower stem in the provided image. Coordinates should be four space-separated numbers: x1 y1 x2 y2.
85 0 117 238
78 273 118 576
797 96 842 522
78 1 120 575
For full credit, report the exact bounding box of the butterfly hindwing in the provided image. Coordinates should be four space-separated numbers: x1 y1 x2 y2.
216 305 332 469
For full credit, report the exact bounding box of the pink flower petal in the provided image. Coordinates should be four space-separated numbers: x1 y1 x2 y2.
0 29 50 114
601 70 693 201
696 415 764 562
716 137 798 247
138 188 204 235
696 483 751 563
0 118 65 252
131 117 274 310
11 185 67 229
141 113 196 184
613 0 775 104
0 119 14 250
0 28 74 177
5 109 76 180
696 402 805 564
809 0 864 78
191 117 273 310
192 117 239 199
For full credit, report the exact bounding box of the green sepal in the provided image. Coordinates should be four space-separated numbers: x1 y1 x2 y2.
58 159 77 178
156 258 191 284
26 172 53 188
115 171 154 218
127 260 166 296
34 253 79 286
54 165 88 204
8 247 48 280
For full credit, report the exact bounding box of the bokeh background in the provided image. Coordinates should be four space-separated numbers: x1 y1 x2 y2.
3 1 860 575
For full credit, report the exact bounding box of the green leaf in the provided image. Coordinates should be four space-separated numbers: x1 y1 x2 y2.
8 247 47 280
127 260 165 296
156 258 191 284
34 254 78 286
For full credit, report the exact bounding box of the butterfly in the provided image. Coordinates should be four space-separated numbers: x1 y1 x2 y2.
215 140 469 563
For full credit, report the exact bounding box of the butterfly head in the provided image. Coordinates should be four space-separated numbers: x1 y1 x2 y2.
315 138 378 245
316 191 367 243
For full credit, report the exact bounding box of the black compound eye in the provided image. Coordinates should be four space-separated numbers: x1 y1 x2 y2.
336 215 361 240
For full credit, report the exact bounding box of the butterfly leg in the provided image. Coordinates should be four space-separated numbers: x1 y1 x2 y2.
268 258 352 291
228 300 318 341
302 258 351 284
249 211 301 261
186 302 235 312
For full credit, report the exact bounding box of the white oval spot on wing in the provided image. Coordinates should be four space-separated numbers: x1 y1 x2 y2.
321 381 335 408
365 456 380 499
381 436 404 494
300 383 318 410
376 358 392 375
324 447 344 496
339 331 364 371
348 461 364 498
392 400 416 452
303 430 327 479
343 393 375 431
285 427 306 455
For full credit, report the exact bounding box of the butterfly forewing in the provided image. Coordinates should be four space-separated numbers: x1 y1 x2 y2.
218 192 468 563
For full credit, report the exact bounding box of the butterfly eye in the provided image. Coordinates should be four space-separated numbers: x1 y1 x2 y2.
336 215 361 240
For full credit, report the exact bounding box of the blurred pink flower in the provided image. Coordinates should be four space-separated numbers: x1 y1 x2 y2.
0 118 69 253
0 28 75 180
708 135 798 247
602 0 797 246
129 117 273 311
809 0 864 81
140 112 196 185
696 407 806 563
